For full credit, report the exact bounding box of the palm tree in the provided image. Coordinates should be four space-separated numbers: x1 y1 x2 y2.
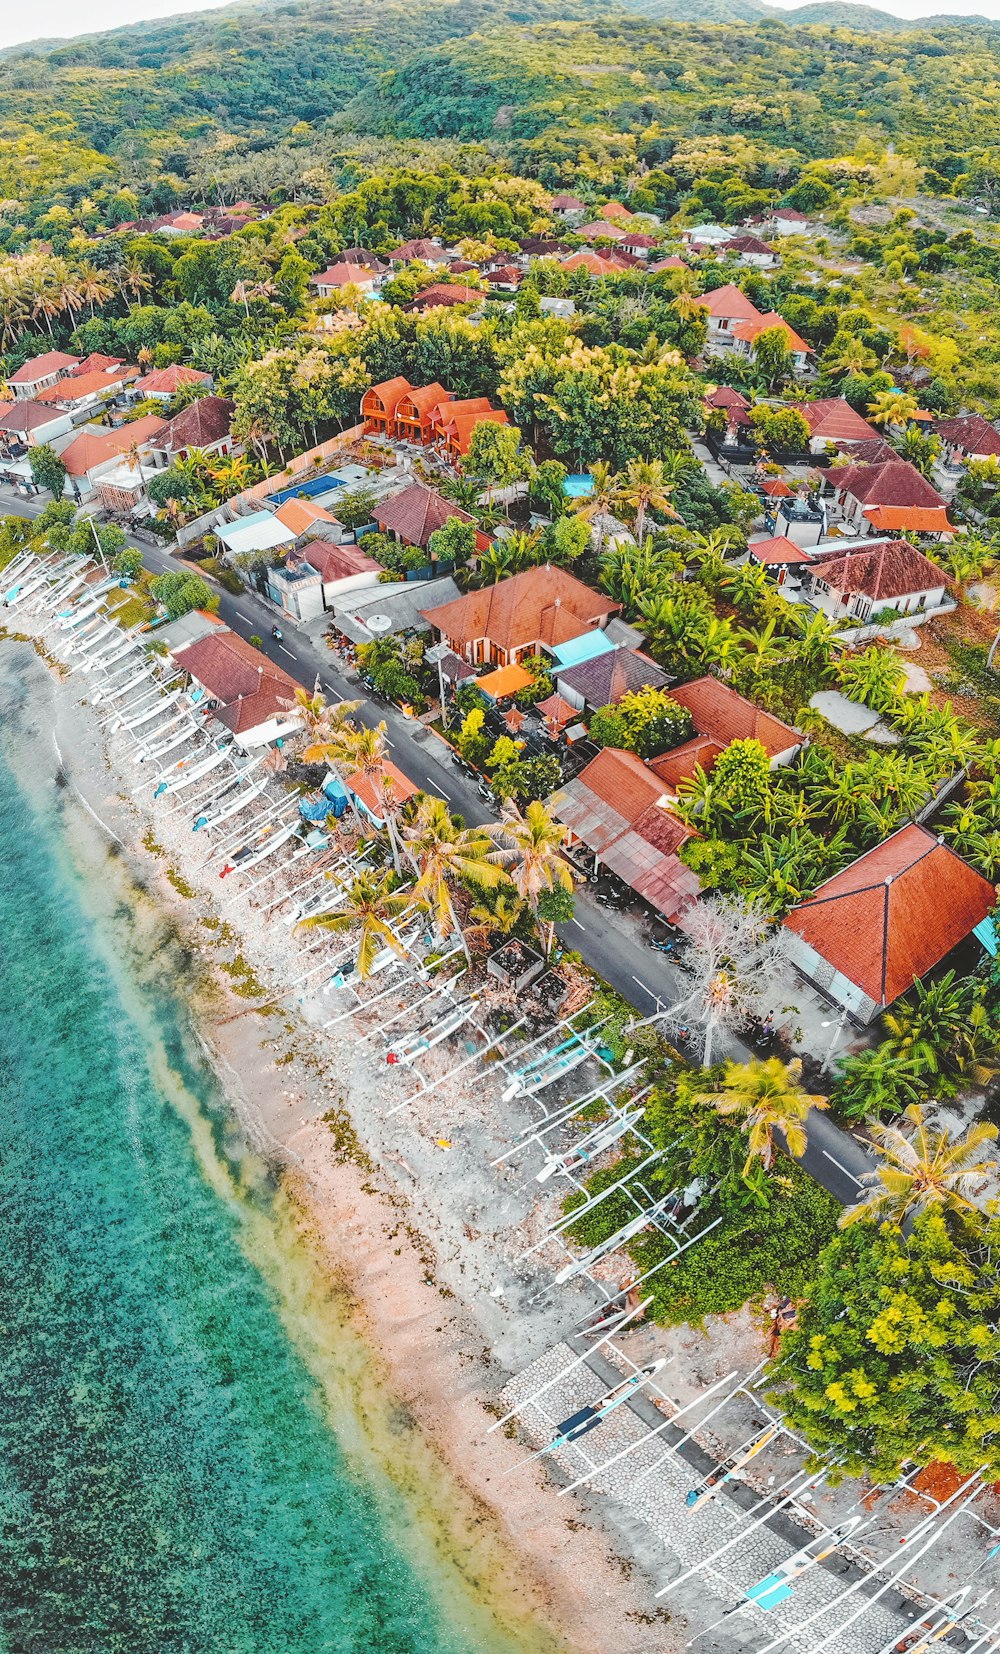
466 892 528 953
487 799 575 955
867 389 920 429
298 869 413 978
77 263 115 317
402 795 509 949
619 457 683 543
840 1104 999 1229
822 336 878 378
696 1057 828 1180
738 617 786 678
572 459 622 558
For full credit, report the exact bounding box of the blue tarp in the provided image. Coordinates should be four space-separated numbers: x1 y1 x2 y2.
550 629 617 669
974 916 998 957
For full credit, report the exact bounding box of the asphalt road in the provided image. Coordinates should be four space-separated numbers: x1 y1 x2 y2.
4 491 875 1202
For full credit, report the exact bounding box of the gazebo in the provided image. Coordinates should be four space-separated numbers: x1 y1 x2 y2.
536 691 577 735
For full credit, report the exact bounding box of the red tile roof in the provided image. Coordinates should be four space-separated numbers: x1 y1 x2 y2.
784 824 995 1007
421 565 618 656
698 284 765 323
705 386 751 411
134 363 212 396
667 676 800 759
0 401 67 433
809 540 947 601
648 255 688 272
561 251 629 278
832 457 948 511
760 478 794 498
59 414 169 476
578 220 627 241
650 736 725 789
389 239 446 261
273 498 337 536
575 747 667 824
311 262 376 287
174 630 298 735
731 312 810 354
933 414 1000 457
551 194 586 211
347 760 421 816
749 535 815 566
164 395 235 451
600 201 633 221
8 350 79 385
410 284 482 309
375 484 475 550
793 398 878 444
723 235 777 256
33 366 136 404
70 353 126 376
301 541 384 583
863 505 952 533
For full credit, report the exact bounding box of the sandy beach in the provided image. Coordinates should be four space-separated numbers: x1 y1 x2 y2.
2 620 682 1653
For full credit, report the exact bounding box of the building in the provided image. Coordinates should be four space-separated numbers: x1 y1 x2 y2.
827 457 952 539
331 573 461 646
783 823 995 1024
394 383 451 445
361 376 413 437
170 627 302 749
792 398 880 455
682 224 733 248
58 414 169 496
550 194 587 218
768 208 812 236
33 364 138 413
409 284 482 311
387 239 449 266
310 262 381 298
648 255 688 273
421 564 619 668
661 677 802 779
578 220 627 243
548 748 701 924
0 400 74 453
801 539 949 622
933 414 1000 465
560 251 632 279
437 405 509 465
373 483 481 554
132 364 213 401
159 395 235 462
215 510 296 562
555 645 670 713
747 535 818 588
697 284 766 355
704 385 752 443
299 540 385 610
272 498 340 542
6 350 80 400
346 760 421 826
730 312 810 374
721 234 780 268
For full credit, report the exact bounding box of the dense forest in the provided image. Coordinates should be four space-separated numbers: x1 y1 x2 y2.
5 0 1000 236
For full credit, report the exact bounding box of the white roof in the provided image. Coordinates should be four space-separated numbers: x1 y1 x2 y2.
215 511 295 555
683 223 732 244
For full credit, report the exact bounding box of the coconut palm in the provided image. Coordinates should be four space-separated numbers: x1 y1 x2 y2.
77 263 115 317
619 457 683 542
465 892 528 953
298 869 413 978
402 795 509 947
488 799 575 954
572 459 623 558
867 389 920 429
696 1057 828 1180
839 1104 999 1230
822 335 878 378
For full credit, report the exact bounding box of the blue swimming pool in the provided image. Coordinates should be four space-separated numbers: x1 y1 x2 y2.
563 473 594 498
267 474 347 507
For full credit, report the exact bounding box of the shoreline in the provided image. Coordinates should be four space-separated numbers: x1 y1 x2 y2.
6 626 674 1654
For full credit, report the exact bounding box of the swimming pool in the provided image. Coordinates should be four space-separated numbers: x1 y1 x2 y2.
563 473 594 498
267 474 347 507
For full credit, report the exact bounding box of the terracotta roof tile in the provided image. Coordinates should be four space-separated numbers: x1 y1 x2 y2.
809 540 947 600
723 235 777 255
574 747 666 823
311 262 375 286
650 736 725 789
784 824 995 1006
274 498 337 536
347 760 421 816
698 284 765 323
667 676 800 759
134 364 212 396
33 366 136 404
174 630 298 735
934 414 1000 456
831 457 947 510
165 395 234 451
8 350 79 384
375 484 475 550
421 565 618 656
792 398 878 444
59 414 169 475
749 536 815 565
300 540 384 582
410 284 481 309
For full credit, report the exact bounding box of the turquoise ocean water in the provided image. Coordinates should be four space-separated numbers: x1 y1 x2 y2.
0 650 558 1654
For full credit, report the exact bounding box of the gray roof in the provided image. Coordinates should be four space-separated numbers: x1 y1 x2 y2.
332 575 461 644
555 645 669 708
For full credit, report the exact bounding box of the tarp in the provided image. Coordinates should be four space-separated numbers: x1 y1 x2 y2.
475 663 535 699
550 630 616 670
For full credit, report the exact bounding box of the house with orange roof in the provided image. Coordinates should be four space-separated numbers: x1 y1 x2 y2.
653 677 803 790
438 406 510 465
730 311 810 373
421 564 618 668
58 414 169 496
784 824 994 1024
346 760 421 825
7 350 80 400
827 457 952 540
361 376 413 437
560 251 631 279
132 363 213 401
792 398 880 454
696 284 766 356
272 497 339 541
310 262 381 298
170 627 302 748
33 364 138 412
394 383 451 444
